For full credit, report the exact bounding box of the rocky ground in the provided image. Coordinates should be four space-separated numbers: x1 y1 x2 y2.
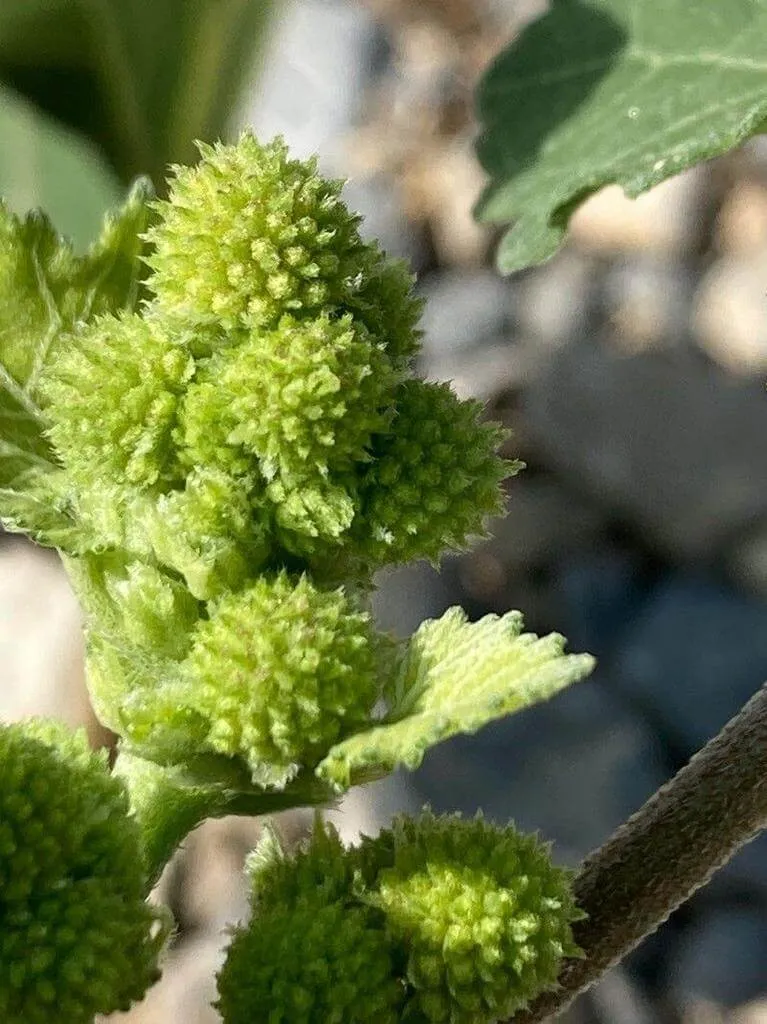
3 1 767 1021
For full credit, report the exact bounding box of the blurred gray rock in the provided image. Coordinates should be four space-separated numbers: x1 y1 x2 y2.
411 679 669 864
613 576 767 755
693 252 767 376
373 560 455 638
568 168 710 257
667 907 767 1009
244 0 380 163
419 269 510 357
515 250 596 351
525 343 767 559
602 256 693 350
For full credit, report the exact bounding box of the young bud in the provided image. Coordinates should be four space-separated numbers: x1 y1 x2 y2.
182 572 384 785
0 720 166 1023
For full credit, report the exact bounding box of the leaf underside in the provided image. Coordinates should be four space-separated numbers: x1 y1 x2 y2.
475 0 767 273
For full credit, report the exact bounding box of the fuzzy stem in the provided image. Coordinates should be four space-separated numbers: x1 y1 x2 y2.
512 682 767 1023
114 750 338 887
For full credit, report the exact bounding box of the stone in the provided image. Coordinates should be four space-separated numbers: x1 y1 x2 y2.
524 342 767 560
568 168 710 257
666 906 767 1010
418 268 510 356
601 257 693 351
715 182 767 257
692 252 767 376
411 677 670 864
613 575 767 756
0 538 105 744
244 0 380 163
515 249 597 351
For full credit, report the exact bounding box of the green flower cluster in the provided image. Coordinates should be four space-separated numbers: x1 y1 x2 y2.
217 812 581 1024
0 720 166 1023
38 132 513 786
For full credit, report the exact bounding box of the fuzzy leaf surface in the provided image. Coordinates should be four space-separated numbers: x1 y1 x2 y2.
476 0 767 272
0 181 152 546
318 607 595 789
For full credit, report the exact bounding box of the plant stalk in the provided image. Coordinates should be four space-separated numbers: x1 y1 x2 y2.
511 682 767 1023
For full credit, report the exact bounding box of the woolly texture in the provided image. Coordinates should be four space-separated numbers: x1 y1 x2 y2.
183 572 383 785
354 380 516 567
135 467 271 600
42 312 193 492
0 720 165 1024
369 813 582 1023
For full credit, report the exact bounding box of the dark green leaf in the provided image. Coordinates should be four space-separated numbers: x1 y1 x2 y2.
476 0 767 273
0 0 279 188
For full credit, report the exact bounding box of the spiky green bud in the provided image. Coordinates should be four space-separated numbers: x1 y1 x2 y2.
41 312 193 494
146 134 422 364
218 820 402 1024
368 812 582 1023
182 572 384 785
0 720 166 1024
217 899 402 1024
217 813 581 1024
353 380 517 567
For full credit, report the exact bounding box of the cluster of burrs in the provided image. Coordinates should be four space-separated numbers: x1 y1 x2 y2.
0 132 592 1022
40 133 514 787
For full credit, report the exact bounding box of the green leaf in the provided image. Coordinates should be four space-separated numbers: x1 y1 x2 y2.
475 0 767 273
0 1 280 188
0 181 152 546
0 84 122 250
317 607 595 790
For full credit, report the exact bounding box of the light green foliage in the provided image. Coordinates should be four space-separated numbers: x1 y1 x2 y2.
217 813 580 1024
0 719 166 1023
0 180 152 549
2 133 594 981
0 121 601 1021
476 0 767 272
319 607 595 788
0 84 122 253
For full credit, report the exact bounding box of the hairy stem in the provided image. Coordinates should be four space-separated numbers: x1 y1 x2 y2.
114 750 338 887
512 682 767 1023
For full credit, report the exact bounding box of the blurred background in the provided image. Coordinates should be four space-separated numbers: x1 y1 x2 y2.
2 1 767 1021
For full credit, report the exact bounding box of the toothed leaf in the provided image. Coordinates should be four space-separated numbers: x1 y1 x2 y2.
318 607 595 788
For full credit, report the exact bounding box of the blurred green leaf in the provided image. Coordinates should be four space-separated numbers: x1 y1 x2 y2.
0 0 279 188
475 0 767 273
0 85 120 250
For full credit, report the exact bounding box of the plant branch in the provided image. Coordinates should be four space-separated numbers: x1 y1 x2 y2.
114 750 339 887
511 682 767 1023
